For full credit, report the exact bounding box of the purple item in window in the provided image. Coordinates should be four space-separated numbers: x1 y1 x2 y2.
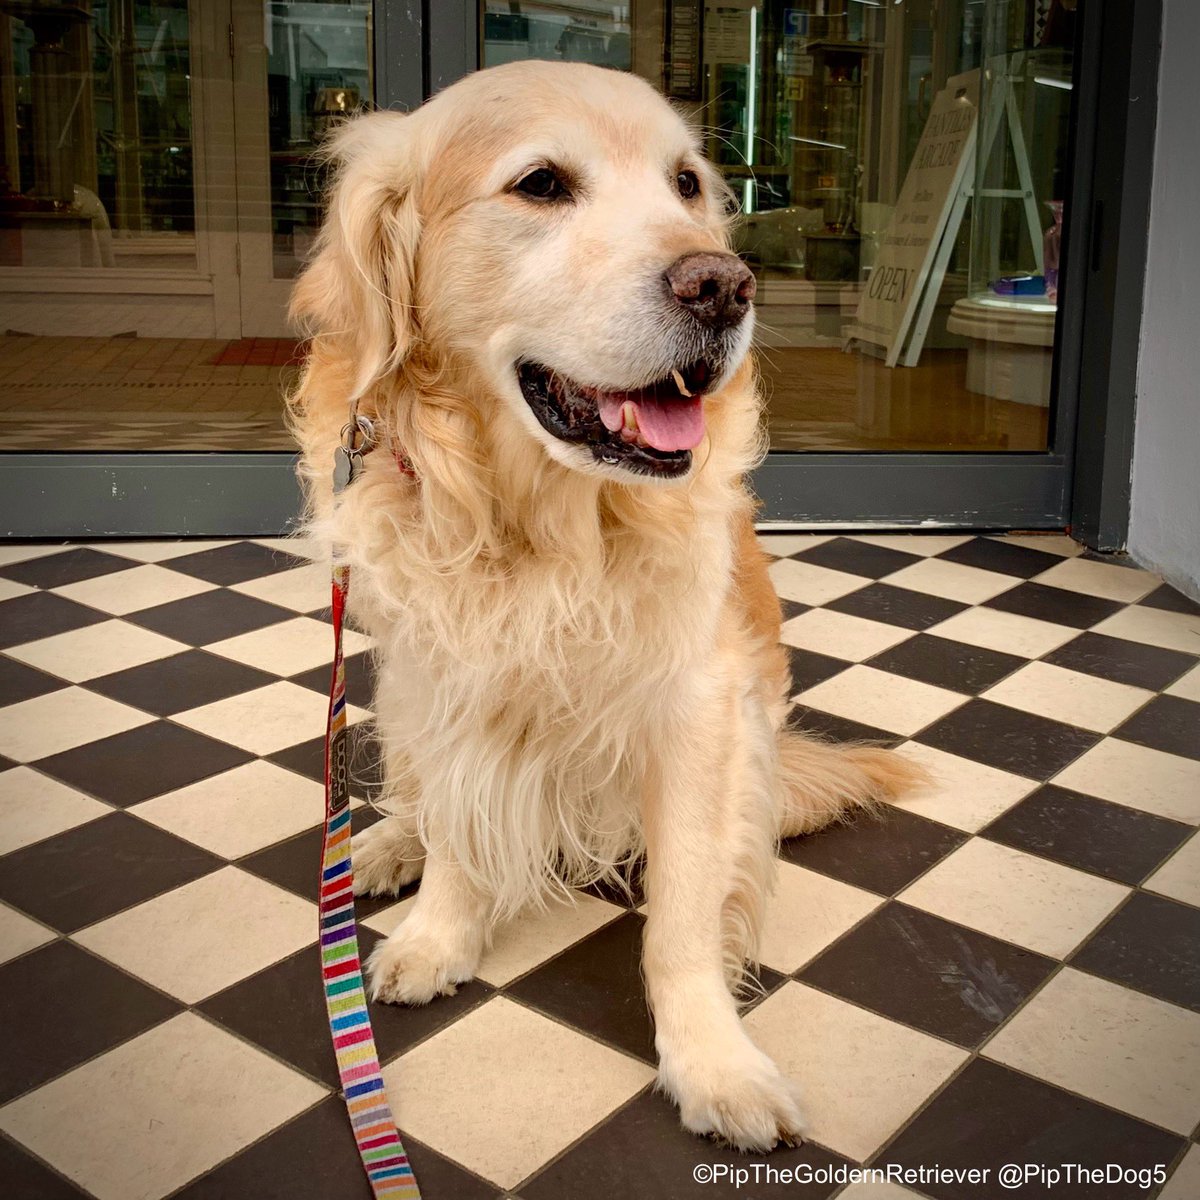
1044 200 1064 303
990 275 1046 296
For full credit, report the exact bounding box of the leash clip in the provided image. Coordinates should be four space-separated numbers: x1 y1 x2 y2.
333 412 376 494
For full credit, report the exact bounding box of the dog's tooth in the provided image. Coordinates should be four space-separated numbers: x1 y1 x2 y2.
671 368 693 398
622 402 638 432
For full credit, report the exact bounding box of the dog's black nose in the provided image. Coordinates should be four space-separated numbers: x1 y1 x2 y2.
665 252 756 329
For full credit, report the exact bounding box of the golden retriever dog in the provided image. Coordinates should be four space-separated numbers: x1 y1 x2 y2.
288 60 917 1150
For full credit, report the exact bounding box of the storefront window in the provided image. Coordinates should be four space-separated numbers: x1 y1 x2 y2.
479 0 1079 453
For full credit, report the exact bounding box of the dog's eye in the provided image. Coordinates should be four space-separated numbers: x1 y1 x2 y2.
676 170 701 200
514 167 569 202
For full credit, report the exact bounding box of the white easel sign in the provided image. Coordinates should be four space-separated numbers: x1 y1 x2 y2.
846 70 981 367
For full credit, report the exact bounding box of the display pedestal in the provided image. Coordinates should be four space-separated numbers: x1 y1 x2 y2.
947 295 1056 406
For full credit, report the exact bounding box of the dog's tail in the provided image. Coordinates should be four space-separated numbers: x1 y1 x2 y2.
776 729 927 838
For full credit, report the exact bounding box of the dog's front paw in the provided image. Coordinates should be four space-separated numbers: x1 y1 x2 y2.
659 1043 808 1151
352 817 425 898
367 920 482 1006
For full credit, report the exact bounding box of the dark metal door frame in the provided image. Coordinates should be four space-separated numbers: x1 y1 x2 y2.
0 0 1161 542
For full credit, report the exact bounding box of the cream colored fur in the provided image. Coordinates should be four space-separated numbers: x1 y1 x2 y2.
288 61 920 1151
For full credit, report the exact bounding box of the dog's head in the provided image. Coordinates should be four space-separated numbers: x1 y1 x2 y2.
293 61 756 484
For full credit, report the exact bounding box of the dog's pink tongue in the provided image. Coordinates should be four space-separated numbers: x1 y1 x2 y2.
597 394 705 452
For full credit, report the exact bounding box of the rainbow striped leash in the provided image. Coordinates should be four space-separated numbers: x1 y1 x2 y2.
322 413 422 1199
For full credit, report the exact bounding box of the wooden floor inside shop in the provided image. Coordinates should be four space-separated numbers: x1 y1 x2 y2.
0 335 1049 454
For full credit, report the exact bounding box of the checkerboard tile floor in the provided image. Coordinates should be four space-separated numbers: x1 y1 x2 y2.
1 533 1198 1200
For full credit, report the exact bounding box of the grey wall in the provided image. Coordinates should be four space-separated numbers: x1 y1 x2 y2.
1128 0 1200 599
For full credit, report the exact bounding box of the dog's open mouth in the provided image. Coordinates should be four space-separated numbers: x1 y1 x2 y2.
517 360 712 477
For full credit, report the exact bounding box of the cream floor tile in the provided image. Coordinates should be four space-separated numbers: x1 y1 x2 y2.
229 562 332 613
89 540 230 562
0 578 34 602
478 893 625 986
982 661 1155 733
0 1012 325 1200
928 606 1078 658
889 743 1038 832
1092 605 1200 655
768 558 867 606
743 983 968 1161
1159 1146 1200 1200
993 534 1083 558
899 839 1128 958
250 535 323 561
1165 663 1200 703
207 616 370 676
174 680 369 756
847 534 974 557
75 867 316 1003
780 608 913 663
0 902 55 965
1032 556 1160 603
53 564 214 615
1054 740 1200 825
755 534 835 558
883 558 1017 605
0 766 111 854
384 996 654 1188
796 665 967 737
984 968 1200 1134
365 890 625 987
759 862 883 974
1142 833 1200 907
0 543 71 566
130 761 327 858
0 688 152 761
6 619 188 683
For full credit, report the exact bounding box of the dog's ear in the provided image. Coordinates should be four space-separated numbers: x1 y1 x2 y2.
290 111 422 400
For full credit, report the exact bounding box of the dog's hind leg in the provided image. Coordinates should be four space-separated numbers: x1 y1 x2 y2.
643 677 806 1152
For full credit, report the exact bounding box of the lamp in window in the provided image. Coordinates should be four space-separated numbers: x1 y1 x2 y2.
312 87 361 140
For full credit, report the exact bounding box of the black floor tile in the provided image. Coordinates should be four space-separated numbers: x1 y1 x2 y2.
799 902 1055 1047
938 537 1067 579
0 592 105 650
1112 695 1200 761
0 812 222 932
175 1095 496 1200
200 931 493 1088
1071 892 1200 1012
785 647 850 696
0 654 67 706
128 590 295 645
780 807 966 896
0 1137 91 1200
519 1088 850 1200
785 706 903 748
165 542 306 586
269 722 384 793
238 807 397 920
507 913 654 1062
0 941 180 1103
290 650 378 701
580 859 646 910
867 634 1026 695
1043 632 1196 691
34 721 252 806
981 786 1193 885
1139 583 1200 615
792 537 921 579
984 582 1123 629
0 547 134 589
827 583 967 631
915 699 1101 781
85 650 277 716
881 1058 1183 1200
780 598 809 622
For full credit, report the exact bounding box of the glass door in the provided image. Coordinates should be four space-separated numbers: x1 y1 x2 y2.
467 0 1087 526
